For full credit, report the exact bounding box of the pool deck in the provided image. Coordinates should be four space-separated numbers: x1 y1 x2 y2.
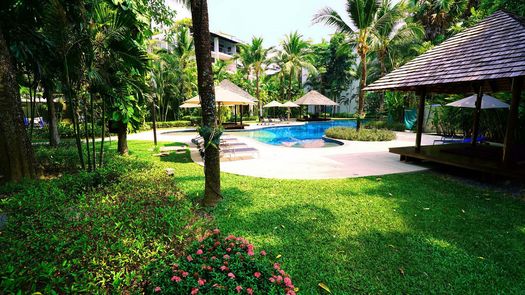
128 126 441 180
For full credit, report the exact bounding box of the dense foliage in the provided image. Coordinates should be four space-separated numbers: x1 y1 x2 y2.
0 144 203 293
325 126 396 141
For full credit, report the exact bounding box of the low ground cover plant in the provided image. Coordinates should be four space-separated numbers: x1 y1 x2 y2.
0 147 203 294
325 126 396 141
148 229 297 294
365 120 405 131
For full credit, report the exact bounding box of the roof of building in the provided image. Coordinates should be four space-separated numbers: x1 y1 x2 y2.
217 80 257 102
295 90 339 106
211 31 243 44
365 10 525 94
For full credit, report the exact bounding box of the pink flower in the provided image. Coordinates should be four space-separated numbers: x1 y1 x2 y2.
269 277 275 283
220 265 228 271
226 247 232 252
286 291 296 295
228 272 236 279
247 244 254 256
191 288 199 295
154 286 161 292
213 228 220 235
173 263 179 269
223 254 230 260
279 269 285 275
274 263 280 270
226 234 235 240
235 285 243 293
198 278 206 286
246 288 254 295
187 255 193 262
254 272 261 278
276 275 283 283
171 276 181 282
284 277 293 288
196 249 203 255
260 250 267 256
182 271 189 277
211 256 217 260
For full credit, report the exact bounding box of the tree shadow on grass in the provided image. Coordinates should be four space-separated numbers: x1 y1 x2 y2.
339 171 525 293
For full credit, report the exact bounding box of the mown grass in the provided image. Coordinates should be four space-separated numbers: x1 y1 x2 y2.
128 140 525 294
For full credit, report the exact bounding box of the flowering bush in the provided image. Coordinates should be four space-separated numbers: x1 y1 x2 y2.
149 229 297 294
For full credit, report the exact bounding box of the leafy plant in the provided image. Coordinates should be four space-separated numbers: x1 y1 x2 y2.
148 230 297 295
325 126 396 141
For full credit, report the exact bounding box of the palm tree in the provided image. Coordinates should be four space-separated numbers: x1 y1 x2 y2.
370 0 424 112
236 37 272 120
278 32 316 101
314 0 381 130
182 0 221 206
410 0 468 42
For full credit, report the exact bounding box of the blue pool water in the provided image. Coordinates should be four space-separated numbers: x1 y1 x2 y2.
242 120 358 148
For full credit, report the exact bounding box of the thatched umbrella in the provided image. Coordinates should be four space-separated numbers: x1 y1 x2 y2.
295 90 339 119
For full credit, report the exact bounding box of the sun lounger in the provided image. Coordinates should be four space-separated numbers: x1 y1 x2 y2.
433 135 487 145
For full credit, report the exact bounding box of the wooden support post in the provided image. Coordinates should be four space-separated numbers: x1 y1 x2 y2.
240 105 243 126
503 76 523 164
471 85 483 147
415 88 427 152
234 105 237 124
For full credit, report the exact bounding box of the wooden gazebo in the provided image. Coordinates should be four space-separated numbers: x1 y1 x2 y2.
365 11 524 178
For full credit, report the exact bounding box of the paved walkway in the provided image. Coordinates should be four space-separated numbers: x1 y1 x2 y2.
129 127 440 180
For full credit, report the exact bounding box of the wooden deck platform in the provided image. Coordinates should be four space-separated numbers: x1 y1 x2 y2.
390 144 525 179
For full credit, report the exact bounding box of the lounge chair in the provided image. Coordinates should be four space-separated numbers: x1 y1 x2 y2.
433 135 487 145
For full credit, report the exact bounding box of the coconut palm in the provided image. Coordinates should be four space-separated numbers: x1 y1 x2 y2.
315 0 394 130
370 0 424 111
179 0 221 206
410 0 469 41
278 32 317 101
236 37 272 120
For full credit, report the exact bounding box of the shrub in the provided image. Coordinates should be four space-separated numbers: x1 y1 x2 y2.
181 115 203 125
0 155 201 294
142 120 193 130
325 127 396 141
32 122 104 139
365 120 405 131
333 112 356 118
148 230 297 295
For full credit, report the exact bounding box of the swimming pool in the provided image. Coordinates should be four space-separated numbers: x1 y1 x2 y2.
240 120 358 148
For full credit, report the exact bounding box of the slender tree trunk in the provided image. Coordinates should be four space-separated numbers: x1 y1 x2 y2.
90 93 96 169
117 121 128 155
28 79 36 140
152 97 158 145
287 73 293 101
64 59 85 169
191 0 221 206
99 98 106 167
0 28 37 182
43 80 60 146
356 52 367 131
83 99 92 171
378 51 386 114
256 71 262 121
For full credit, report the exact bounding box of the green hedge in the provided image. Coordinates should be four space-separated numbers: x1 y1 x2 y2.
325 127 396 141
365 120 405 131
32 122 104 139
143 120 193 130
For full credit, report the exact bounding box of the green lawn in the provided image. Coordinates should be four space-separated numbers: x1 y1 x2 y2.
130 140 525 294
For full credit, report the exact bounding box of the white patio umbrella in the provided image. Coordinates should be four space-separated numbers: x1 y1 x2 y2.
446 93 509 146
281 101 299 120
446 94 509 109
263 101 283 118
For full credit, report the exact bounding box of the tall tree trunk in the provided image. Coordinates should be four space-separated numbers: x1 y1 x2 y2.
0 28 37 182
356 52 367 131
256 71 262 121
191 0 221 207
64 59 85 170
151 97 158 146
43 80 60 146
90 93 96 169
83 99 92 171
378 51 386 115
117 121 128 155
99 98 106 167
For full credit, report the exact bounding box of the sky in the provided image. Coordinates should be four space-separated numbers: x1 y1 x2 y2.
166 0 349 47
